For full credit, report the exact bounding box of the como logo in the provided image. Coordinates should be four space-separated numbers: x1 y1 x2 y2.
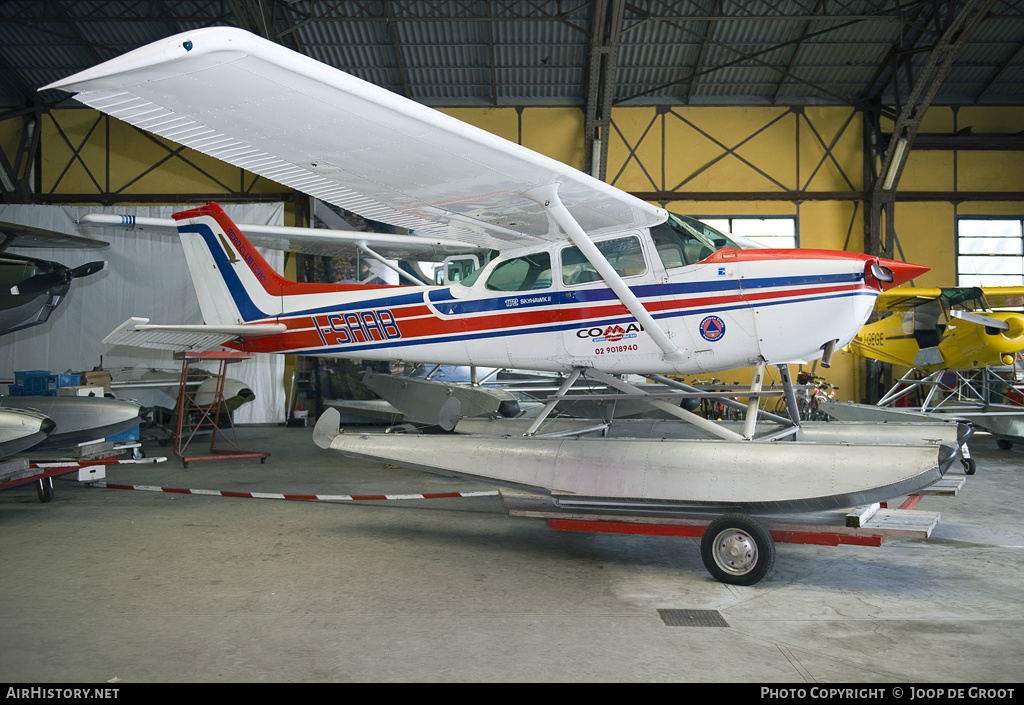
576 322 644 341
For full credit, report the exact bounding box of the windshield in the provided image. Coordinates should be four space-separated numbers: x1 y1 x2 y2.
650 214 743 269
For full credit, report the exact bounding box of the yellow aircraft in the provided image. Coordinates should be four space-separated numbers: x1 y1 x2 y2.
846 286 1024 371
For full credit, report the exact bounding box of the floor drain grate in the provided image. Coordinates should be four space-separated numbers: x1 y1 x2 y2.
658 609 730 627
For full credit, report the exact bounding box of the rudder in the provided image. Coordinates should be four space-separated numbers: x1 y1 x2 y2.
173 202 284 325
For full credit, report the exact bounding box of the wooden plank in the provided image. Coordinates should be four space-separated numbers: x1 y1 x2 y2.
846 503 881 528
0 457 33 485
862 508 941 537
19 440 117 461
913 477 965 496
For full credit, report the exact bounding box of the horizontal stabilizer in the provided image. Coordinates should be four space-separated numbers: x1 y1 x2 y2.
0 220 109 249
102 316 285 352
76 213 482 261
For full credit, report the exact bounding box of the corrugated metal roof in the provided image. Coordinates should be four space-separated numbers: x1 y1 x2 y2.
1 0 1021 109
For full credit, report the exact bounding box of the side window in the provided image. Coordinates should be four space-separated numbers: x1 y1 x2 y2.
650 214 743 269
561 236 646 286
485 253 552 292
651 221 713 268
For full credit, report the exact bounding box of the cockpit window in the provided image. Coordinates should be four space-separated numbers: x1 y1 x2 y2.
651 214 742 269
561 236 646 286
484 252 552 292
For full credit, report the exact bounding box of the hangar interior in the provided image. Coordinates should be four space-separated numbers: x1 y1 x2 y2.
1 0 1023 684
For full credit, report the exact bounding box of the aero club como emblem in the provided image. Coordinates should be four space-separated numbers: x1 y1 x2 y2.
699 315 726 342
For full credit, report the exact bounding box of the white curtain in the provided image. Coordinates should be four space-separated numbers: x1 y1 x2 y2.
0 203 286 424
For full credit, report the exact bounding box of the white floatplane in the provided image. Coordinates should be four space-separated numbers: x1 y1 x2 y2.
44 27 962 583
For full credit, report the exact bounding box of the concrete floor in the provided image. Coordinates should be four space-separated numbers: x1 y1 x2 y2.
1 422 1022 683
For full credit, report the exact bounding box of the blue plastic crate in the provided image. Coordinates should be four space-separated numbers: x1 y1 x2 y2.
107 424 140 443
47 374 81 390
13 370 49 394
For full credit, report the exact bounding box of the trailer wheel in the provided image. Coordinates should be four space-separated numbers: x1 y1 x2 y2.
36 477 54 503
701 514 775 586
962 457 977 475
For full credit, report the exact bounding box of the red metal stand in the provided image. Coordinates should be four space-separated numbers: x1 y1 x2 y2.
173 351 270 468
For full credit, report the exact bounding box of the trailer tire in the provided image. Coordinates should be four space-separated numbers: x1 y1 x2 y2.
36 477 54 503
962 457 977 475
701 514 775 586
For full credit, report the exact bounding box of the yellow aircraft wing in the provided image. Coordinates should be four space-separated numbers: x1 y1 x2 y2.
872 288 946 312
980 288 1024 310
874 286 1024 312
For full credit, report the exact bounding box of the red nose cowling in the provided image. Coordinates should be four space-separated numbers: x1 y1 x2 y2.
871 258 931 291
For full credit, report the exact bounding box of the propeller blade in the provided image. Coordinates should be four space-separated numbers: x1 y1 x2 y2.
949 309 1011 331
70 261 105 279
870 262 894 283
10 269 68 296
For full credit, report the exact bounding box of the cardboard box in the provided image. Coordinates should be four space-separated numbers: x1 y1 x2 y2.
77 370 112 392
75 465 106 482
56 385 105 397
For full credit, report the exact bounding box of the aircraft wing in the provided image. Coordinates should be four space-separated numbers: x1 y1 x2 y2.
876 286 1024 312
76 213 484 261
872 288 946 312
0 221 109 250
43 27 667 250
980 288 1024 310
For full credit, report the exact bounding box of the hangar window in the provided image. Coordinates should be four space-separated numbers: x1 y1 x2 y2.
957 218 1024 287
699 217 798 249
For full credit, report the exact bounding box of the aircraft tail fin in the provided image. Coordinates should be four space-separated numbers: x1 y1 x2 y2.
172 202 399 326
172 203 287 325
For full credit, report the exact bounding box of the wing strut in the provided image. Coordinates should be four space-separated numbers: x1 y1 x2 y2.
355 241 427 285
584 369 744 441
523 183 689 365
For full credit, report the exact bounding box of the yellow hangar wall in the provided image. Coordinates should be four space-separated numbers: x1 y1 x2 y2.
30 104 1024 401
36 109 290 202
442 104 1023 400
606 105 863 395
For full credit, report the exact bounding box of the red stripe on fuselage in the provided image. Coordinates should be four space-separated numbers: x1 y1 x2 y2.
228 280 873 354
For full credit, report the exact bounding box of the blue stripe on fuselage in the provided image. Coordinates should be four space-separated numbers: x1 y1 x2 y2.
282 288 876 357
419 271 863 318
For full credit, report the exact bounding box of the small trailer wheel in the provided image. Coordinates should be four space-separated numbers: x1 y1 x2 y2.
962 457 977 475
701 513 775 586
36 477 54 503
